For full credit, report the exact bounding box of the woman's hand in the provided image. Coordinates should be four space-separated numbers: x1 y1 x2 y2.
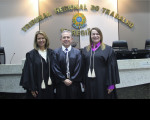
31 91 38 98
82 85 85 90
107 89 113 94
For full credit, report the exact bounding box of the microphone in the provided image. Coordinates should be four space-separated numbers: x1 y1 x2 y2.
10 53 15 64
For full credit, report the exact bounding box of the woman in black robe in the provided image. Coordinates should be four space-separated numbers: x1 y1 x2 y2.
20 30 55 99
82 27 120 99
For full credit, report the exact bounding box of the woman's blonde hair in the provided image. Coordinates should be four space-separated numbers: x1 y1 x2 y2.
33 30 50 50
86 27 105 51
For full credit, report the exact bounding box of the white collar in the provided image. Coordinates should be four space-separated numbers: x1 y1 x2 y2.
38 49 47 62
62 45 72 52
38 49 47 53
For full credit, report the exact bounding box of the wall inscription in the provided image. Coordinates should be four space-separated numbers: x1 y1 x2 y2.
21 4 134 34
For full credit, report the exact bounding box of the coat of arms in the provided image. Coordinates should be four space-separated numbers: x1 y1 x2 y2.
72 13 87 29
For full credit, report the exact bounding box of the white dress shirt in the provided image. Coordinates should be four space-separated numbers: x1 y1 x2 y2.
62 45 72 52
38 49 47 62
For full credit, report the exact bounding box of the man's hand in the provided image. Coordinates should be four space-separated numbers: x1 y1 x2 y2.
63 79 72 86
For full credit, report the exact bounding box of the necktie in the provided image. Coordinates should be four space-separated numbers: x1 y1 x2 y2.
65 48 70 78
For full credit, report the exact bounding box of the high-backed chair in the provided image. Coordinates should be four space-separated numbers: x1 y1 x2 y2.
112 40 128 51
0 47 6 64
71 42 78 47
145 39 150 50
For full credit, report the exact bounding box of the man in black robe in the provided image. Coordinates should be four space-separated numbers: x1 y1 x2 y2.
52 30 83 99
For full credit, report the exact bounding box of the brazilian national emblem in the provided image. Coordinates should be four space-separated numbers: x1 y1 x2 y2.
72 13 87 29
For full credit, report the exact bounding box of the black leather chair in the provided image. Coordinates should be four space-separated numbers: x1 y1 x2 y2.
0 47 6 64
145 39 150 50
112 40 128 51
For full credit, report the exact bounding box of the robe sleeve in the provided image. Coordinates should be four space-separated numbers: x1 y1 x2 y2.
108 85 114 89
20 53 37 91
49 51 54 82
107 47 120 86
51 51 66 83
81 48 86 85
50 50 56 88
50 59 55 83
69 51 83 82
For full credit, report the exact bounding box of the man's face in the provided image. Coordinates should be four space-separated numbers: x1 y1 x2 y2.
60 32 73 48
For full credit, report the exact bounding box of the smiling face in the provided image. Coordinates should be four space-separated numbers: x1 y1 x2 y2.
91 29 101 45
60 32 73 48
37 34 46 49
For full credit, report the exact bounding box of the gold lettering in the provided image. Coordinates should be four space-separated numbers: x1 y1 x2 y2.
74 5 79 10
84 4 87 10
125 20 130 26
60 28 64 33
64 6 68 11
68 5 71 10
85 30 87 35
102 8 106 13
25 24 31 29
79 4 83 10
105 9 110 15
38 15 44 21
32 20 36 24
81 30 85 36
22 27 26 32
59 29 92 36
114 13 119 19
110 11 115 17
76 30 80 36
70 5 74 10
95 6 99 11
29 20 35 26
59 7 63 12
119 16 125 23
47 12 51 17
43 12 51 19
87 28 90 35
91 5 95 10
55 8 60 13
43 13 48 19
34 17 39 23
129 23 134 28
72 30 76 36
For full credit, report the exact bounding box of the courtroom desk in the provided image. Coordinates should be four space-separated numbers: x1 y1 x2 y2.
0 63 25 93
116 58 150 88
0 58 150 99
116 58 150 99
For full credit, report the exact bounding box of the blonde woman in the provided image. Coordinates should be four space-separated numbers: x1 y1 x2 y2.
20 30 55 99
82 27 120 99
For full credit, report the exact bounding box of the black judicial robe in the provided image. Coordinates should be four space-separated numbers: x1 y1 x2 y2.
82 45 120 99
52 47 82 99
20 49 55 99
